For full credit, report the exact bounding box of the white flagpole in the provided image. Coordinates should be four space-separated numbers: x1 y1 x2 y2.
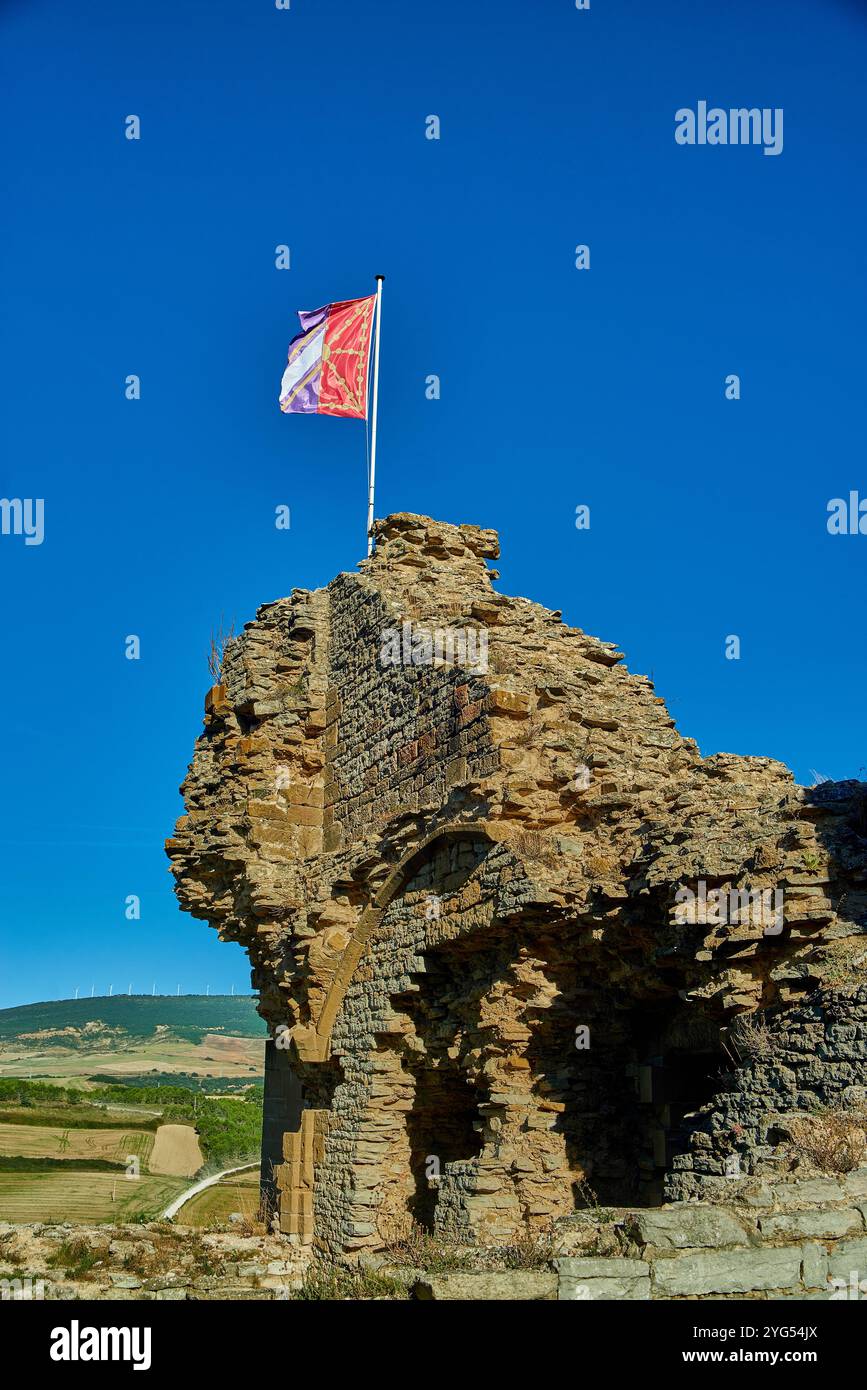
367 275 384 556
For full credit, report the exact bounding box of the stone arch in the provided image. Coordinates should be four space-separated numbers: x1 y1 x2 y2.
277 824 523 1248
277 829 738 1252
303 821 504 1062
310 826 536 1256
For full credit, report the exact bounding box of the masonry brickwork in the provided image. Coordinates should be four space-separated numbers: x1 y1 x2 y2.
167 514 867 1263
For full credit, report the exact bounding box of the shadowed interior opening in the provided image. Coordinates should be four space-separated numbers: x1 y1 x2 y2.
405 1062 483 1228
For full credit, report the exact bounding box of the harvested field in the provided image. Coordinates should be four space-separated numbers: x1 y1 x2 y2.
0 1122 154 1165
0 1170 188 1223
148 1124 203 1178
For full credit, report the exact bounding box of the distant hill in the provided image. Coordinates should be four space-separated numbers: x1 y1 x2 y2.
0 995 267 1048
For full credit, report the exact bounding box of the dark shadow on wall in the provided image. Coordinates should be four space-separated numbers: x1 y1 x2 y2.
390 916 735 1226
394 941 490 1230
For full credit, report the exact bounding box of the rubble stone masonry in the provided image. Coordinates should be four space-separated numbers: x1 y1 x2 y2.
167 514 867 1263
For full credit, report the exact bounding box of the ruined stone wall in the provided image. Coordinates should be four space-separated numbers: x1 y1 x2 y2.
556 1163 867 1301
666 985 867 1200
325 575 496 848
167 513 867 1263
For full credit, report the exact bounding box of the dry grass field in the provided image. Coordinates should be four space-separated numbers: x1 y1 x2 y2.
0 1115 203 1222
0 1170 188 1223
176 1169 261 1228
0 1122 155 1165
148 1124 203 1177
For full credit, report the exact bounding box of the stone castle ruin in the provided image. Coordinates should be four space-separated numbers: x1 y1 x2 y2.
167 514 867 1265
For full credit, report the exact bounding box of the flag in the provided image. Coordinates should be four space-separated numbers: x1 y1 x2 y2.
279 294 376 418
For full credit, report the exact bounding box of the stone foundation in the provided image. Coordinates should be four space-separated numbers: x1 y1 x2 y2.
6 1166 866 1300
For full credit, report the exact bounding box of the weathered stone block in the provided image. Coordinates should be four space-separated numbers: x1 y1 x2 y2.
651 1246 803 1297
770 1178 848 1207
630 1206 749 1251
759 1209 862 1241
556 1257 650 1278
413 1271 557 1300
800 1241 829 1290
826 1236 867 1283
489 689 532 716
559 1275 651 1301
556 1257 651 1301
844 1168 867 1200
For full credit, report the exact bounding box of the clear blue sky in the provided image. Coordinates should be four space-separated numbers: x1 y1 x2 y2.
1 0 865 1009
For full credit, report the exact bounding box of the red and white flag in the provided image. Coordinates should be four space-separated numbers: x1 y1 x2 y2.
279 294 376 418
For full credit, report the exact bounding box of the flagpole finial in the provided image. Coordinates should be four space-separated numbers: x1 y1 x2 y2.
375 274 385 280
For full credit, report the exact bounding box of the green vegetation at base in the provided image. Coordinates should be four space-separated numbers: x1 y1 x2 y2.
293 1267 411 1301
46 1239 102 1277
